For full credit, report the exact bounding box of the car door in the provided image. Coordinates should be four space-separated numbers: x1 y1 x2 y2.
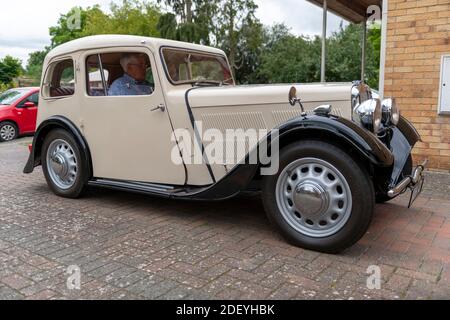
80 48 186 185
16 92 39 133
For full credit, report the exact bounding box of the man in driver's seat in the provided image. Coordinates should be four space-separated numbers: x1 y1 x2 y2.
108 53 153 96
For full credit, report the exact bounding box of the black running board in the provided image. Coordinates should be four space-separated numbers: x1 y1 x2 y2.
88 163 258 201
88 179 181 198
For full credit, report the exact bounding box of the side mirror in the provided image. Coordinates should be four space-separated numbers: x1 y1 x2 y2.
288 86 306 116
23 101 36 108
288 86 298 106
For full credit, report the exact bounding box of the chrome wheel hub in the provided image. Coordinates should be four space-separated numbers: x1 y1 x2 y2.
293 182 329 218
46 139 78 190
51 154 67 176
276 158 352 238
0 125 16 141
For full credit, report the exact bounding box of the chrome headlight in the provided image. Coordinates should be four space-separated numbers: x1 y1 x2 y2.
381 98 400 126
353 98 382 134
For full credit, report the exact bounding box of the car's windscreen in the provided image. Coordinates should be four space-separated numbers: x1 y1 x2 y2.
162 49 234 85
0 90 28 105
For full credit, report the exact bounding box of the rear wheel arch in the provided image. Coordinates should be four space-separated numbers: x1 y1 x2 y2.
24 117 92 178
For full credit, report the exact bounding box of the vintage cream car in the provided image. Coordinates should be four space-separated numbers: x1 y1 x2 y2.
24 35 426 253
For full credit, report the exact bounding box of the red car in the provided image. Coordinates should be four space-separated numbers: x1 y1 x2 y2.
0 87 39 142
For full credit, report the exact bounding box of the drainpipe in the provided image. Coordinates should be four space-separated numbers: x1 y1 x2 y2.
321 0 327 83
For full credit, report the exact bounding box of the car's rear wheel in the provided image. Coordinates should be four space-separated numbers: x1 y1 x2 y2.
262 140 375 253
0 121 19 142
41 129 88 198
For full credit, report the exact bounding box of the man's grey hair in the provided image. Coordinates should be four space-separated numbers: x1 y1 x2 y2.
120 53 146 71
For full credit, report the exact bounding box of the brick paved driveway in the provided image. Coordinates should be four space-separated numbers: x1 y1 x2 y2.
1 137 450 300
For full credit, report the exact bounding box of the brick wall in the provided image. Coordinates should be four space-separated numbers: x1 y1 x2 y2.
384 0 450 171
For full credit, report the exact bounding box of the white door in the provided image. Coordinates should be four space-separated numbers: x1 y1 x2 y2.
439 55 450 115
80 47 185 185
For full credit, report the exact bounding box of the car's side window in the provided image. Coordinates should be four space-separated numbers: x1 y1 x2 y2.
86 52 154 97
18 92 39 108
86 55 110 96
162 48 233 85
26 93 39 106
45 59 75 98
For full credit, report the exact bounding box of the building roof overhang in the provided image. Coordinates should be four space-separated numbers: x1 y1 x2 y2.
306 0 382 23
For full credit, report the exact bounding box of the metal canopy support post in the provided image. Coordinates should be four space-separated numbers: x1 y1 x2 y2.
379 0 389 99
361 18 367 83
321 0 327 83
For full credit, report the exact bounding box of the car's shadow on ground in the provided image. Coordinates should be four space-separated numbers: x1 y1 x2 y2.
83 184 274 230
28 177 417 257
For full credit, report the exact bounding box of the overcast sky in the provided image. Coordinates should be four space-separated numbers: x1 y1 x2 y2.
0 0 345 66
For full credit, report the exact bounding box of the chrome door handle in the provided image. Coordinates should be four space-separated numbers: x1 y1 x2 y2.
151 104 166 112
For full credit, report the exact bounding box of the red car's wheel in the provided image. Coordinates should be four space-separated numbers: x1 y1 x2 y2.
0 121 19 142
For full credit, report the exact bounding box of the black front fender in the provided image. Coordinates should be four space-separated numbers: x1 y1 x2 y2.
23 116 92 176
397 115 421 147
274 115 394 167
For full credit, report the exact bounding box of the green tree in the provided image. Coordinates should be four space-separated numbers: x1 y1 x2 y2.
0 56 23 85
89 0 161 37
25 48 50 84
157 0 217 44
49 0 161 47
327 23 380 88
157 13 178 40
156 0 264 82
0 82 11 92
239 23 290 84
159 0 194 23
49 6 98 47
254 23 381 88
256 35 319 84
233 19 264 84
22 1 381 88
26 0 162 83
367 23 381 88
213 0 259 78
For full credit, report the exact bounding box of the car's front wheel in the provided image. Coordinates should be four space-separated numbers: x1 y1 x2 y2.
0 121 19 142
262 140 375 253
41 129 88 198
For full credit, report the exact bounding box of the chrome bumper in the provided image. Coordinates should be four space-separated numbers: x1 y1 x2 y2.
387 159 427 205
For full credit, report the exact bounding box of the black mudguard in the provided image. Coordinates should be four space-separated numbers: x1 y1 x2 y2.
386 116 421 187
23 116 92 176
397 115 421 147
274 115 394 167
